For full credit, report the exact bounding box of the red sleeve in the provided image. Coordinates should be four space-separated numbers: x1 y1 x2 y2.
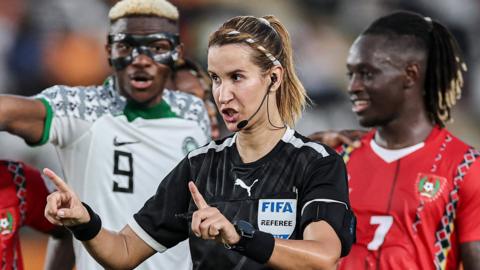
22 162 57 233
456 159 480 243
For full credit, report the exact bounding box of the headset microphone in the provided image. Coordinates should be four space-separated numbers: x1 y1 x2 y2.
236 119 250 130
236 74 277 130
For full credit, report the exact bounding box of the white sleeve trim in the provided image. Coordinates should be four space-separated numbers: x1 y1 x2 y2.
281 127 330 157
128 217 167 253
301 199 349 216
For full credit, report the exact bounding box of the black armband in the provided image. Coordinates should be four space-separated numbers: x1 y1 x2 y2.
67 202 102 241
228 220 275 264
301 202 356 257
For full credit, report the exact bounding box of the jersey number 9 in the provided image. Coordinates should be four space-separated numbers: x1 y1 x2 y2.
113 150 134 193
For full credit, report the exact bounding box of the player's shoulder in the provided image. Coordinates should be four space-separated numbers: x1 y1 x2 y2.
439 128 479 159
36 80 125 120
0 160 16 186
162 89 206 116
163 89 211 137
0 159 25 173
443 129 474 148
38 84 105 99
0 160 38 187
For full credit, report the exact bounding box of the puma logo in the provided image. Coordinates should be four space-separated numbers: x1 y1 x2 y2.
234 178 259 197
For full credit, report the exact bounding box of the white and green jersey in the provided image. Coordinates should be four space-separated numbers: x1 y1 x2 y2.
36 78 210 270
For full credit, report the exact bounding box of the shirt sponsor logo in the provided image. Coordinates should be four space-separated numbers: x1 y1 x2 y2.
234 178 258 197
258 199 296 239
416 173 447 202
182 136 199 155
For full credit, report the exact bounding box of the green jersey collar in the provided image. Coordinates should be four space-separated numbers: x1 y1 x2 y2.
123 99 177 122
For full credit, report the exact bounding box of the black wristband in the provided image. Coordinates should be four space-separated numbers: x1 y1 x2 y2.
67 202 102 241
234 230 275 264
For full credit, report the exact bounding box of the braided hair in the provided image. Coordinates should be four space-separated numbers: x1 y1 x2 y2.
208 16 308 126
363 11 467 126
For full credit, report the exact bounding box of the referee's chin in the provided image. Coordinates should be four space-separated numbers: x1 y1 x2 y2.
224 121 242 132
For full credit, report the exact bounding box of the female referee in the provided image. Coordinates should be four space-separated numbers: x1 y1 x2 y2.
43 15 355 270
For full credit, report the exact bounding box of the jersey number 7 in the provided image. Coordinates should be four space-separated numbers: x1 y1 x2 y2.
367 215 393 250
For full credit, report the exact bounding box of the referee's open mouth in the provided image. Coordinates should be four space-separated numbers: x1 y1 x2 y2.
221 108 239 123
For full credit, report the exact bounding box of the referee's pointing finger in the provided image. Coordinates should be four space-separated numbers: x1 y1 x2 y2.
189 181 209 209
43 168 71 193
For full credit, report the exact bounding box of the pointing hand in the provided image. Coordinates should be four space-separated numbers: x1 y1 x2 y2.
43 168 90 226
189 181 240 245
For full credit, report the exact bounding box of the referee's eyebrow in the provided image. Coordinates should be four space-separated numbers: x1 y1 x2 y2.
208 68 246 76
227 69 246 76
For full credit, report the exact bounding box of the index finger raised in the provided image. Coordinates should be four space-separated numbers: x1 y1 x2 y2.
188 181 209 209
43 168 71 193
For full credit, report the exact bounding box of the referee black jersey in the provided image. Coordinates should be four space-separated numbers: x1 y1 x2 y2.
132 127 355 270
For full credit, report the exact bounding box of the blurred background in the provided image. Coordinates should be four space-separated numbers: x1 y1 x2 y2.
0 0 478 269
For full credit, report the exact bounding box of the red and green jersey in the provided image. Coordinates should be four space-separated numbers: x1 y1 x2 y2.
338 127 480 270
0 161 55 270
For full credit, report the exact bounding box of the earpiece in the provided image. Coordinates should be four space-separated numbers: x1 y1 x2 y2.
271 73 277 83
267 74 277 92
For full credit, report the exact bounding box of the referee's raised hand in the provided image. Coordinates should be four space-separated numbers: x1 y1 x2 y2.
43 168 90 227
188 181 240 246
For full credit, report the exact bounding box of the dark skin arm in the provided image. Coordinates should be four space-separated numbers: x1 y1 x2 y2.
0 95 46 143
44 232 76 270
308 130 367 149
461 241 480 270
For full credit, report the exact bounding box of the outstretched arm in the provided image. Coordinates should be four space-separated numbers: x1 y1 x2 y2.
83 225 156 269
308 130 366 149
43 169 155 269
0 95 46 143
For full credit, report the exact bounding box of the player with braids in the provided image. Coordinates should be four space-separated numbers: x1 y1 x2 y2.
361 12 467 127
43 15 355 270
311 11 480 270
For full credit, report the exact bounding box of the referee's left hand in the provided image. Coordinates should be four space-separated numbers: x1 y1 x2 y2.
189 181 240 245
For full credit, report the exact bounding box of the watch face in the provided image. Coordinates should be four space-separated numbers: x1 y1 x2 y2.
235 220 255 238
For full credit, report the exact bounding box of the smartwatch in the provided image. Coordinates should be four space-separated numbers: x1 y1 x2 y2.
225 220 255 251
226 220 275 264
